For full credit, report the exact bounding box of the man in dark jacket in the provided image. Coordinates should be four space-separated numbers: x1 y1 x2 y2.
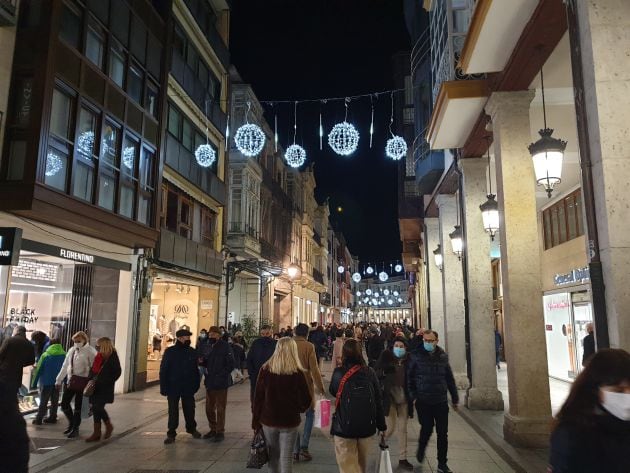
246 325 276 403
202 326 234 442
406 329 458 473
582 322 595 366
367 328 385 367
159 329 202 444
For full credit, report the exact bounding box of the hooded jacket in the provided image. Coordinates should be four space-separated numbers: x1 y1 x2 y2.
32 343 66 388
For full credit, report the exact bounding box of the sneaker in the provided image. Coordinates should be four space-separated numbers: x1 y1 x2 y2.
63 425 73 435
399 459 414 471
188 430 202 439
203 431 216 439
299 449 312 461
164 436 175 445
212 433 225 443
67 428 79 439
437 464 453 473
32 418 43 425
43 417 57 424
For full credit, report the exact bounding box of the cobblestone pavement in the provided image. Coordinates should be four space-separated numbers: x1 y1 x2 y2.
27 362 518 473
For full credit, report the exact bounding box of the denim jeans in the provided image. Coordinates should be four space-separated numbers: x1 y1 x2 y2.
294 407 314 453
263 425 298 473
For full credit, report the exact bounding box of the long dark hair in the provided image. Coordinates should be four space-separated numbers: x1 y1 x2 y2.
342 339 365 367
554 348 630 429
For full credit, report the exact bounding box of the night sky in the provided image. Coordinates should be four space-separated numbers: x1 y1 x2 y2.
229 0 411 264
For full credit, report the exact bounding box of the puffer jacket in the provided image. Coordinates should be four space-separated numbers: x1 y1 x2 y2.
55 344 97 385
406 345 458 405
32 343 65 387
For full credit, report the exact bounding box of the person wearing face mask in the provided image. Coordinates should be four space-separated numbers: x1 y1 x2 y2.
374 337 414 470
159 328 202 444
196 329 211 381
55 331 96 439
549 348 630 473
201 326 234 442
406 329 458 473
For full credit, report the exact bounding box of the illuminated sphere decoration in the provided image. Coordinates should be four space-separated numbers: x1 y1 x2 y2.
122 146 135 170
388 299 393 305
77 131 95 159
374 292 380 298
45 151 63 177
378 271 389 282
195 144 216 168
394 264 403 273
328 121 359 156
366 266 374 275
285 144 306 168
385 135 407 161
356 291 361 297
393 291 399 297
365 288 372 296
337 265 345 274
352 272 362 283
234 123 266 157
383 289 390 296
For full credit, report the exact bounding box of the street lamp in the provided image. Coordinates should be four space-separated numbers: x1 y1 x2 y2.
480 194 499 240
449 225 463 259
287 263 301 325
433 244 443 272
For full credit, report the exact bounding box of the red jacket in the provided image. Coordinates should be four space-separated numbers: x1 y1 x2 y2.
252 368 312 430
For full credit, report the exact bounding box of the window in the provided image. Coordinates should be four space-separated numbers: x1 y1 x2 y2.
167 106 181 137
542 189 584 250
127 63 143 104
145 81 158 118
44 148 69 191
77 107 97 161
108 41 126 88
138 147 154 225
182 120 193 151
179 197 192 238
201 208 216 247
73 161 94 201
59 3 81 49
165 188 178 232
173 25 186 57
85 21 105 69
119 134 138 218
98 120 120 211
50 89 74 140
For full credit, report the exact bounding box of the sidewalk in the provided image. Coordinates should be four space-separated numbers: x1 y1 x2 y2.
27 361 520 473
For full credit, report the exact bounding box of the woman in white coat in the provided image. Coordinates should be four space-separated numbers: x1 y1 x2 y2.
55 331 96 438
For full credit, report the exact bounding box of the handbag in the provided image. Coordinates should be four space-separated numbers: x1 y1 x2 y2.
246 428 269 469
377 434 393 473
68 350 89 392
314 397 331 429
84 355 110 396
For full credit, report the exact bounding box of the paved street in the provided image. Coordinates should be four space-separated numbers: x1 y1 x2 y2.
27 362 519 473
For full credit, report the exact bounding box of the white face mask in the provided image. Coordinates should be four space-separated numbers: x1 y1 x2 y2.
601 390 630 421
74 342 84 349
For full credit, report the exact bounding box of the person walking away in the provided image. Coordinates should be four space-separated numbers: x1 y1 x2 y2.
495 329 502 369
581 322 595 367
55 331 96 438
246 325 277 403
252 337 312 473
375 337 414 470
308 325 328 372
332 328 348 368
367 327 385 368
293 323 326 462
330 339 387 473
548 348 630 472
407 329 458 473
0 329 35 473
31 339 65 425
202 326 234 442
159 328 202 444
228 335 246 383
85 337 121 442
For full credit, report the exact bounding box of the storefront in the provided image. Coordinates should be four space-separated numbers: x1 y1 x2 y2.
0 228 133 412
145 273 219 383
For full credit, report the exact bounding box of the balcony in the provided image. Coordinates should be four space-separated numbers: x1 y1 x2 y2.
0 0 17 26
182 0 230 69
227 221 261 258
260 238 283 264
313 267 325 285
171 50 227 134
313 231 322 246
157 228 223 279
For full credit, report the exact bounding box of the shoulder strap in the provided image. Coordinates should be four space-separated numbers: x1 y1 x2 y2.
335 365 362 408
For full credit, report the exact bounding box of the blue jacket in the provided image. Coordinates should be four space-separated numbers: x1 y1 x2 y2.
160 341 200 397
32 343 66 387
406 345 459 405
246 337 276 392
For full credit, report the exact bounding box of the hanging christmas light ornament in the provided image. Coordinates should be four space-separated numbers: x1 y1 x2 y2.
393 290 399 297
337 265 345 274
234 101 265 157
383 289 390 296
122 146 135 169
378 271 389 282
285 102 306 168
319 102 324 150
77 131 95 159
45 151 63 176
356 291 361 297
385 92 407 160
352 272 362 283
195 100 217 167
365 288 372 296
328 98 359 156
366 265 374 275
394 264 403 273
225 113 230 147
369 95 375 148
374 292 380 298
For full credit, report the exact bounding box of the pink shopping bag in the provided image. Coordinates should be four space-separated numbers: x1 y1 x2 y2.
314 398 331 429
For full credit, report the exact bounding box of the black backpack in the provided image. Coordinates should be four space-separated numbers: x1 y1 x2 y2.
333 366 377 438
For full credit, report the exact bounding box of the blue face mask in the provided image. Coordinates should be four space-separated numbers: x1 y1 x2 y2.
423 341 435 352
393 347 406 358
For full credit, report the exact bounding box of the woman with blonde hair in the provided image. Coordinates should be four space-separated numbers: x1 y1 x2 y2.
55 331 96 438
252 337 312 473
85 337 122 442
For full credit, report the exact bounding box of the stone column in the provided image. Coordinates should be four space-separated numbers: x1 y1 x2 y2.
486 91 551 447
425 218 445 336
436 195 468 389
460 158 504 410
576 0 630 350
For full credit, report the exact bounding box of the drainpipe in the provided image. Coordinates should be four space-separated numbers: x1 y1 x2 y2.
456 154 473 386
565 0 610 349
423 222 432 329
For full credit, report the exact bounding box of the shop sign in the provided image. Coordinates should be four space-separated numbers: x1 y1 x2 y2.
554 267 590 286
200 300 213 310
59 249 95 263
319 292 331 306
0 227 22 266
8 307 38 324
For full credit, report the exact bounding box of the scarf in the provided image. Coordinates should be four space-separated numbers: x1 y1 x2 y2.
92 352 104 374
